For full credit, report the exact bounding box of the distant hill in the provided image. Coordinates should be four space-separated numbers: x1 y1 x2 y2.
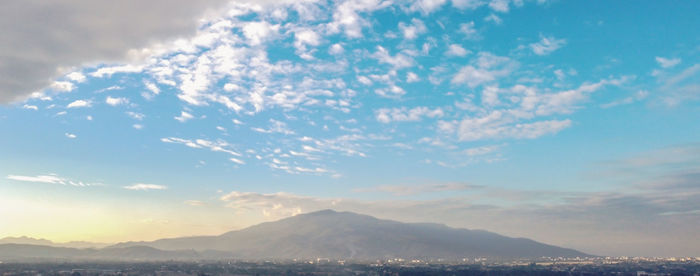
0 244 209 262
0 236 109 249
109 209 590 259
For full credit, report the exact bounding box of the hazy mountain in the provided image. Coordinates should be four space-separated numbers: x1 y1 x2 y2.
110 209 590 259
0 236 110 249
0 244 211 261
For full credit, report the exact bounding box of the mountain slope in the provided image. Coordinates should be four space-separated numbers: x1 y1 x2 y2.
112 209 589 259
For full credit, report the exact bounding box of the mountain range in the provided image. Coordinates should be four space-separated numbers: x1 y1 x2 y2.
0 209 589 261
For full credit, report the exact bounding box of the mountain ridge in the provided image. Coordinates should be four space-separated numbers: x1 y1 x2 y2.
1 210 591 261
108 209 591 259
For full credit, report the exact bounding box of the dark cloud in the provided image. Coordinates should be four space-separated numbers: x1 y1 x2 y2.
0 0 230 103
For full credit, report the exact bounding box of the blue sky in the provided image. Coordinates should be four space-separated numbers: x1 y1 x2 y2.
1 0 699 256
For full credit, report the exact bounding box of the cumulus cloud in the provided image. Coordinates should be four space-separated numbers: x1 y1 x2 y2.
124 183 167 191
0 0 230 103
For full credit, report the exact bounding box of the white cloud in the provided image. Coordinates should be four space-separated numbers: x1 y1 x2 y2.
161 137 242 157
452 0 485 9
105 96 129 106
126 111 145 120
457 111 572 141
530 35 567 56
144 81 161 96
132 124 144 130
452 52 516 87
294 29 321 48
124 183 167 191
90 64 143 78
406 72 420 83
655 57 681 68
408 0 447 14
329 43 344 55
458 21 478 39
376 106 444 123
357 75 373 85
22 104 38 110
230 158 246 165
65 133 77 139
174 111 194 122
67 99 91 108
398 18 427 40
328 0 388 38
463 144 502 156
375 85 406 98
66 72 86 83
446 44 469 57
484 13 502 24
371 46 414 69
535 77 627 115
488 0 510 12
6 173 99 187
50 81 75 92
601 90 649 108
242 21 279 46
251 119 295 135
452 66 497 87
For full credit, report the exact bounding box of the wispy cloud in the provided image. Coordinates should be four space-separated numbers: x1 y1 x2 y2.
124 183 167 191
6 173 100 187
529 35 566 56
66 99 91 108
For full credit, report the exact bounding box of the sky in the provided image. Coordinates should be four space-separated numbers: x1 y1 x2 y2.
0 0 699 257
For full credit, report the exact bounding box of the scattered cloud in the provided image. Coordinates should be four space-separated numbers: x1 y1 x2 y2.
376 107 444 123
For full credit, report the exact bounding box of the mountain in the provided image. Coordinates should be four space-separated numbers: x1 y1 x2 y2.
110 209 590 259
0 236 109 249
